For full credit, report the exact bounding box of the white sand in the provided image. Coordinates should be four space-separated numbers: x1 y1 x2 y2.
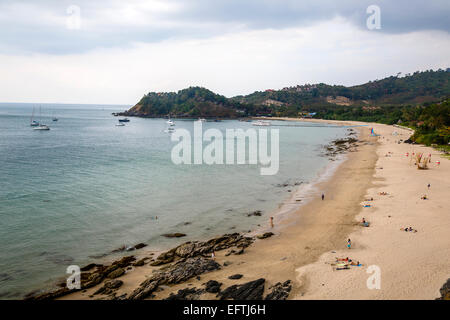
295 123 450 299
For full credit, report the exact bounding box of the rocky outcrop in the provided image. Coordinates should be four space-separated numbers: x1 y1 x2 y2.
107 268 125 279
257 232 274 240
94 279 123 296
164 288 204 300
128 257 221 300
153 233 254 267
204 280 222 293
162 233 187 238
264 280 291 300
436 278 450 300
218 278 265 300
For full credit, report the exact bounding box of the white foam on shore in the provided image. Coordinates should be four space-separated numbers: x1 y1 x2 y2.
249 151 349 236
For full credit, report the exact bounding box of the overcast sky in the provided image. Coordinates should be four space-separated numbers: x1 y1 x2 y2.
0 0 449 104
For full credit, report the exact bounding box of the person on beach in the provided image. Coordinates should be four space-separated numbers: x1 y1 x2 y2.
347 239 351 249
322 193 325 201
211 251 215 259
270 217 274 228
428 183 431 189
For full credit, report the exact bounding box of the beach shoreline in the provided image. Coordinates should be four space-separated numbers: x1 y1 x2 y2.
57 121 381 300
54 119 449 300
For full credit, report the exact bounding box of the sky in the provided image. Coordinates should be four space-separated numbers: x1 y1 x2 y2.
0 0 449 104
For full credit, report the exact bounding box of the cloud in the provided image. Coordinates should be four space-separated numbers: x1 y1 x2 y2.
1 17 449 104
0 0 449 54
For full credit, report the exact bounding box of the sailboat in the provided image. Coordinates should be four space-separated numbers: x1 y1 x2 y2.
52 112 58 122
166 115 175 126
30 107 40 127
33 106 50 131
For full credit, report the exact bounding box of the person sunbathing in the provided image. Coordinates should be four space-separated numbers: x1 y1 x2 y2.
401 227 417 233
336 257 351 262
421 195 428 200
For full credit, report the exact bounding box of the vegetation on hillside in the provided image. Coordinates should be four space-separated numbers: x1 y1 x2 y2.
124 69 449 146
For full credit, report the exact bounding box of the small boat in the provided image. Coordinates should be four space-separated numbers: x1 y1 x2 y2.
30 107 40 126
52 118 58 122
118 118 130 123
32 107 49 130
33 124 50 131
252 120 271 126
166 119 175 126
196 118 206 122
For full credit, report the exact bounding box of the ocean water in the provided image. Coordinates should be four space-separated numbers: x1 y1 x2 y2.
0 103 348 298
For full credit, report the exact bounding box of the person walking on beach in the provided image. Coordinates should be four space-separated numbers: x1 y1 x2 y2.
321 193 325 201
270 217 274 228
347 239 352 249
428 183 431 189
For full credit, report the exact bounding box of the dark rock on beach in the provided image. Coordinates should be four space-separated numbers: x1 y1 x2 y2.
80 263 103 272
107 267 125 279
164 287 204 300
264 280 292 300
257 232 274 239
218 278 265 300
133 258 147 267
153 233 254 267
247 210 262 217
436 278 450 300
128 257 221 300
162 233 187 238
94 279 124 295
204 280 222 293
228 274 243 280
133 243 147 250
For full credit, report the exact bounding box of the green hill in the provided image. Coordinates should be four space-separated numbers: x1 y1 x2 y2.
124 69 449 118
127 87 245 118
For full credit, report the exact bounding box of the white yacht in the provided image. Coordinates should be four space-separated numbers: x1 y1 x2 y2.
33 124 50 131
252 120 271 126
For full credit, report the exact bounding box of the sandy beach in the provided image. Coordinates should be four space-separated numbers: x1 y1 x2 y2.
59 120 449 300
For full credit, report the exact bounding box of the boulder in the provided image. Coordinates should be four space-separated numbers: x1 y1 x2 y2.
164 288 204 300
133 243 147 250
133 258 147 267
228 274 243 280
257 232 274 239
218 278 265 300
264 280 291 300
128 257 220 300
80 263 102 272
107 268 125 279
436 278 450 300
204 280 222 293
162 233 186 238
94 280 124 295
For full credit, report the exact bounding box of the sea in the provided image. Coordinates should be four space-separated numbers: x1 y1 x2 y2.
0 102 349 298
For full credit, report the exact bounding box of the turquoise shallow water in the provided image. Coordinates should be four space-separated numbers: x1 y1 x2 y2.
0 103 348 298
